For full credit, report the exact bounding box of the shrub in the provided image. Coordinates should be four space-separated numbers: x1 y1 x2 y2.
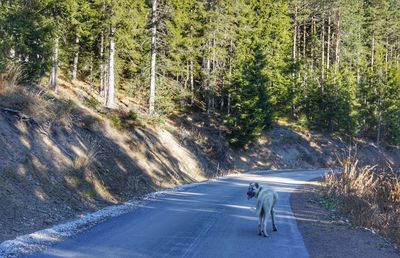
127 110 138 121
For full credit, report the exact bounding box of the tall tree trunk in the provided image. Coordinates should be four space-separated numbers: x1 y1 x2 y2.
321 15 325 85
190 59 194 106
291 7 298 119
211 37 217 111
149 0 158 115
303 22 306 59
293 7 297 62
227 49 232 116
100 32 105 97
311 17 315 72
327 14 331 74
49 37 59 92
292 6 297 79
106 24 115 108
72 36 80 81
335 11 340 72
206 56 211 112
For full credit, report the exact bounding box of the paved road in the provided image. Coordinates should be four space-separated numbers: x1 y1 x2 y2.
30 170 326 258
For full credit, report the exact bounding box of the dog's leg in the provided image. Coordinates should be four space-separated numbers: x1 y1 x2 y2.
262 210 269 237
258 208 264 235
271 207 277 231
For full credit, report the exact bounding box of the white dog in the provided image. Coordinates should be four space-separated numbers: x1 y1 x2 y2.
247 182 278 237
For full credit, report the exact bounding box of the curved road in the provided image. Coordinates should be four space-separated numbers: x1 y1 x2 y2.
30 169 326 258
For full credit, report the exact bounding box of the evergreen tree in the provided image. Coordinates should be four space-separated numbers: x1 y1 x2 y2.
1 0 399 147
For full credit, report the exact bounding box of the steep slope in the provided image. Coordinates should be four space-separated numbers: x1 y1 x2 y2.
0 81 234 242
0 79 399 243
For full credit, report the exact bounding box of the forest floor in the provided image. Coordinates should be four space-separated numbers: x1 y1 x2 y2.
291 179 399 257
0 78 399 243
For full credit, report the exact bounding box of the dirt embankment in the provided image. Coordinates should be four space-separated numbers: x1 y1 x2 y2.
235 123 400 171
0 79 399 242
0 82 235 242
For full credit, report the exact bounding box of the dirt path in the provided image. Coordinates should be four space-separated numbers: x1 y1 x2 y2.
291 180 399 258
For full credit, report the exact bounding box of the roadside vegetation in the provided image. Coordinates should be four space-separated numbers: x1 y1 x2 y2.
323 154 400 248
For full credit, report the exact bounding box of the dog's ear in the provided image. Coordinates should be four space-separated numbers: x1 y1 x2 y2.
255 182 259 188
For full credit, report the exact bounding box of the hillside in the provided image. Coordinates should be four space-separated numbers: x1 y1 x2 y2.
1 80 399 242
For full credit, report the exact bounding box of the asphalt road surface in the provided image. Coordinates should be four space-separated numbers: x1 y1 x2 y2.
30 169 326 258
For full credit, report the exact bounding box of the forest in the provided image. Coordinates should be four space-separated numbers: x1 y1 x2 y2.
0 0 399 147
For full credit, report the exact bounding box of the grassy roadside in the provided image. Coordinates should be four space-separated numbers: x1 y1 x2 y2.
291 179 399 258
321 156 400 251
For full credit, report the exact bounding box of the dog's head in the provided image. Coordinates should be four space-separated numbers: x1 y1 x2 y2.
247 182 259 199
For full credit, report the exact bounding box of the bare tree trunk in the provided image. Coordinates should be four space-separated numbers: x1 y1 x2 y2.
227 51 232 116
100 32 105 97
206 56 211 112
190 59 194 106
106 24 115 108
292 6 297 80
293 7 297 64
303 22 306 59
297 22 301 62
211 37 217 111
335 11 340 72
321 15 325 85
72 36 80 81
49 37 59 93
149 0 158 115
327 15 331 74
311 17 315 72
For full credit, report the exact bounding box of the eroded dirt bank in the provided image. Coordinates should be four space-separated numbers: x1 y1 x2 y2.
1 81 399 242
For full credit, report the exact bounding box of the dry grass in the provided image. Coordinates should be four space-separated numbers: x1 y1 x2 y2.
0 76 82 129
324 154 400 248
0 84 51 119
72 138 102 173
